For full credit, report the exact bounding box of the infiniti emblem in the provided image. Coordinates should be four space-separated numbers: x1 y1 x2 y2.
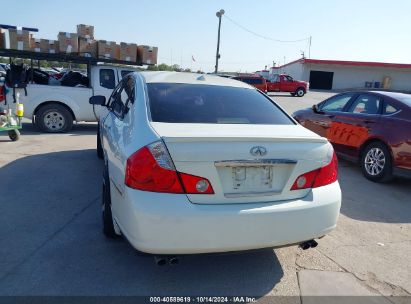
250 146 267 157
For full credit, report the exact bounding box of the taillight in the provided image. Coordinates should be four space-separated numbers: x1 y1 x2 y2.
291 151 338 190
0 86 5 102
125 141 214 194
179 172 214 194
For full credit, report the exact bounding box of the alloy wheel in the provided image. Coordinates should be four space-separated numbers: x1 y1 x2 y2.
364 147 386 176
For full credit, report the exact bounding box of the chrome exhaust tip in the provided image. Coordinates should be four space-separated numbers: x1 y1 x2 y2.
154 256 167 266
299 239 318 250
168 257 179 265
309 239 318 248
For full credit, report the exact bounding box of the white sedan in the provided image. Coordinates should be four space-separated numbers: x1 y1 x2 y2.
90 71 341 255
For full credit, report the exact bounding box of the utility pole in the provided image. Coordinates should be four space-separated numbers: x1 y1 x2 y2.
309 36 312 58
214 9 225 74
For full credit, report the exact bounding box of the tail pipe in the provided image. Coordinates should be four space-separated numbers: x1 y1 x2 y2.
154 256 167 266
299 239 318 250
154 256 179 266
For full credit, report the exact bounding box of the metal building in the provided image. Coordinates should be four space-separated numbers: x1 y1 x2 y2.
269 58 411 91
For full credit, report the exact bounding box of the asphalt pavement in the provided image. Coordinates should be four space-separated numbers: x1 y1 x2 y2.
0 91 410 302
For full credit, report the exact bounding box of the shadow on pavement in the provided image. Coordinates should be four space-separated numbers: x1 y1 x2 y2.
0 150 283 297
17 122 98 136
338 159 411 223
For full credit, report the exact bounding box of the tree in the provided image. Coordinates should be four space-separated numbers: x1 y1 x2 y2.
171 64 181 72
157 63 173 71
146 64 159 71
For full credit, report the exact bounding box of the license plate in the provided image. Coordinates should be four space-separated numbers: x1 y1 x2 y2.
232 166 273 190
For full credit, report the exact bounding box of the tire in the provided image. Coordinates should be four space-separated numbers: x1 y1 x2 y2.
97 126 103 159
295 88 305 97
8 129 20 141
35 103 73 133
361 142 393 183
102 166 118 238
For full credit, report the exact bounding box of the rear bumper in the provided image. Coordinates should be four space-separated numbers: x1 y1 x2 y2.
393 167 411 179
115 182 341 254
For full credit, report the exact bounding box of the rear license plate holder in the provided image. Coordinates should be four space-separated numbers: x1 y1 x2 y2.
232 166 273 190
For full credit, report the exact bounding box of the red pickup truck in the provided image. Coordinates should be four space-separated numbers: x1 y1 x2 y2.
266 74 309 97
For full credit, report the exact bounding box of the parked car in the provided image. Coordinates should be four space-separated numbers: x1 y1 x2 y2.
1 65 139 133
0 63 8 77
231 75 267 92
267 74 309 97
90 71 341 255
293 91 411 182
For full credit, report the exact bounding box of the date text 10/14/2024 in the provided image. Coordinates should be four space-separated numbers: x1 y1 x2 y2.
149 296 257 303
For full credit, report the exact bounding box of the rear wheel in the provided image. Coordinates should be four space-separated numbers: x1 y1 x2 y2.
35 103 73 133
102 166 118 238
361 142 393 182
295 88 305 97
8 129 20 141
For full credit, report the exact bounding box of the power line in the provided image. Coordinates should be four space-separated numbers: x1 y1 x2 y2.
223 14 310 43
158 57 276 65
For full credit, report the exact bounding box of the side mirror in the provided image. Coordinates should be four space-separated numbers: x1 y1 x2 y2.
312 104 324 114
89 95 106 106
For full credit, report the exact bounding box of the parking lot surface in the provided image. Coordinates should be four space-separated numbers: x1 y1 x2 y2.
0 91 410 301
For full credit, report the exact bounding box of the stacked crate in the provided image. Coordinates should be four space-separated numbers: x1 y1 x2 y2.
0 24 158 65
77 24 97 58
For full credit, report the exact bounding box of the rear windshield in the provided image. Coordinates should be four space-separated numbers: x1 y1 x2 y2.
147 83 294 125
396 96 411 107
243 78 264 85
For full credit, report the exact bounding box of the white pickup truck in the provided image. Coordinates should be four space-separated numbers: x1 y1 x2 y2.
2 65 139 132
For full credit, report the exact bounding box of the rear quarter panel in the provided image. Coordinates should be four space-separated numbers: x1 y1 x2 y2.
381 110 411 170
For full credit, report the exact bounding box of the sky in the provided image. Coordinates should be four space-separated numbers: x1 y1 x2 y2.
3 0 411 73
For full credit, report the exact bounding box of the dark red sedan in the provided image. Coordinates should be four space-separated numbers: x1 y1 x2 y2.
293 91 411 182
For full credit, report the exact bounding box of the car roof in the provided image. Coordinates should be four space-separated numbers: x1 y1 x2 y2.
140 71 253 89
370 90 411 99
331 90 411 108
337 90 411 100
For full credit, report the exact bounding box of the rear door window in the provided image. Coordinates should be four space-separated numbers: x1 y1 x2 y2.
147 83 294 125
348 94 381 114
123 76 136 114
109 76 136 119
108 83 124 117
99 69 115 89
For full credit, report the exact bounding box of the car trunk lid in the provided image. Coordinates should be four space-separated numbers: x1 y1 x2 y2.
150 122 331 204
